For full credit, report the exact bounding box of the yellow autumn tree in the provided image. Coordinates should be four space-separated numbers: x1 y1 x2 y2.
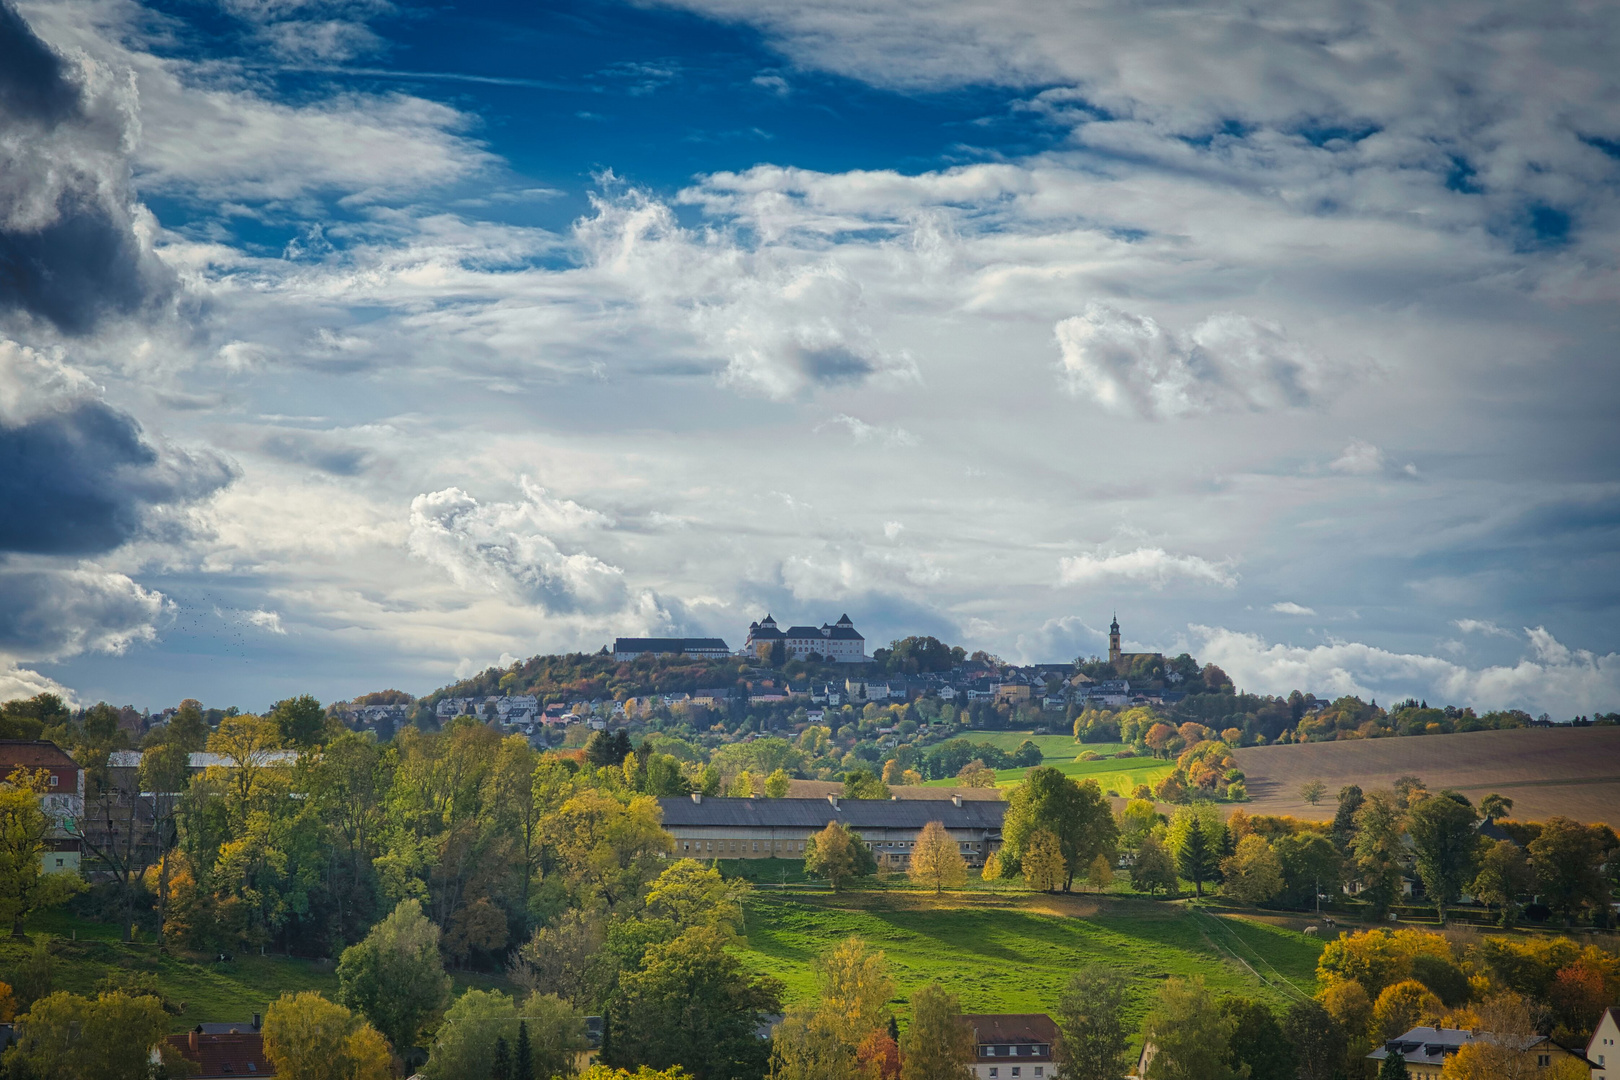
908 821 967 895
263 991 393 1080
1023 829 1065 892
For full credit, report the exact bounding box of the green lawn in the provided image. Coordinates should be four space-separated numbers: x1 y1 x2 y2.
0 910 513 1031
951 733 1106 761
737 891 1322 1030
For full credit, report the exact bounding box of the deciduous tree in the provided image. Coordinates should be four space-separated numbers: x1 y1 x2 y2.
5 990 168 1080
1220 835 1282 904
1053 967 1130 1080
337 897 452 1056
263 990 393 1080
0 769 85 936
1130 834 1178 896
1139 977 1239 1080
1406 792 1479 923
909 821 967 894
805 821 875 892
899 984 974 1080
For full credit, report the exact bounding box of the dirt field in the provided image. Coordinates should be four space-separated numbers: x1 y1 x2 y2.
1233 726 1620 825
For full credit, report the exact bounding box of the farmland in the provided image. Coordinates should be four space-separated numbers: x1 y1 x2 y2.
1234 726 1620 824
920 732 1174 793
738 888 1323 1027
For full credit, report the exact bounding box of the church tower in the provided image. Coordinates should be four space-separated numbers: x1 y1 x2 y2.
1108 613 1122 668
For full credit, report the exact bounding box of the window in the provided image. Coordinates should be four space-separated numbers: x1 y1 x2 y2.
1011 1070 1020 1077
1035 1070 1043 1078
54 858 63 868
49 775 58 787
1538 1056 1550 1067
989 1070 997 1078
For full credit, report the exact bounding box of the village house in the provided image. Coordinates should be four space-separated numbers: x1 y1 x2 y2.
162 1018 272 1078
0 741 85 874
1367 1025 1590 1078
964 1014 1060 1080
657 793 1004 867
1590 1007 1619 1080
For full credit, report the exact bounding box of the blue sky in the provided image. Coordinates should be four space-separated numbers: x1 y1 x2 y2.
2 0 1618 715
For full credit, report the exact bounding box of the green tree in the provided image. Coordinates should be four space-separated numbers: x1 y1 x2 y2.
0 771 86 936
1001 767 1118 891
5 990 170 1080
1275 831 1340 911
337 897 452 1056
1052 967 1131 1080
764 769 791 798
424 989 522 1080
1331 784 1364 855
1281 998 1345 1080
1220 834 1282 904
1376 1050 1406 1080
1470 839 1533 927
1406 792 1479 923
1299 779 1327 806
1220 997 1295 1080
644 859 748 936
270 694 328 748
165 698 210 751
899 984 974 1080
608 925 785 1080
1140 977 1239 1080
1528 817 1609 925
1130 834 1179 896
842 769 890 800
1352 792 1406 920
804 821 876 891
1169 806 1222 898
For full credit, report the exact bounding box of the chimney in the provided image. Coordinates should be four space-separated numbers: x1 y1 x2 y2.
690 791 703 804
828 794 841 809
252 1012 261 1031
189 1029 199 1052
952 793 962 807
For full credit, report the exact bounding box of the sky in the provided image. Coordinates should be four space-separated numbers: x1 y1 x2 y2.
1 0 1618 716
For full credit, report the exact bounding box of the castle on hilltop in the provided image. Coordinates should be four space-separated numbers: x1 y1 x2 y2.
742 614 867 663
1108 614 1163 675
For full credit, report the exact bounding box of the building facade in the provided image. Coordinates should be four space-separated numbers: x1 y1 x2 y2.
742 615 866 663
657 794 1003 866
1367 1025 1590 1079
1591 1007 1619 1080
964 1014 1060 1080
0 741 84 874
612 637 732 661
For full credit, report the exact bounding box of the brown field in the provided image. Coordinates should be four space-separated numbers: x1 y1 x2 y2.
1232 726 1620 825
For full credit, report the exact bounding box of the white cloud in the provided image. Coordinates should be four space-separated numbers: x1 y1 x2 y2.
1054 303 1343 419
1271 601 1315 615
406 482 634 614
244 608 286 634
0 661 76 705
1454 618 1515 638
0 564 168 662
1193 624 1620 717
1059 547 1237 589
818 414 919 447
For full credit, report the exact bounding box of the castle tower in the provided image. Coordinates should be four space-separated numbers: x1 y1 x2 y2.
1108 613 1122 667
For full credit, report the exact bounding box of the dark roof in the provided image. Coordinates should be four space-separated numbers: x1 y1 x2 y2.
613 638 730 653
783 626 826 638
821 625 863 639
962 1014 1059 1047
1367 1027 1559 1068
166 1031 274 1077
658 795 1004 831
0 741 78 772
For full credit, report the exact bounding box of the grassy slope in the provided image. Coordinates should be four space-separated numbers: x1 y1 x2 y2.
0 909 512 1031
738 890 1322 1031
923 732 1172 794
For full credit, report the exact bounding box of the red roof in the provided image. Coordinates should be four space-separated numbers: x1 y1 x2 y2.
166 1031 275 1077
961 1014 1060 1047
0 741 79 774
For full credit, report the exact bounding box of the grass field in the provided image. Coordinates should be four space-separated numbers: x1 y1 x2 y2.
922 733 1173 794
1234 726 1620 824
0 909 513 1031
738 890 1323 1031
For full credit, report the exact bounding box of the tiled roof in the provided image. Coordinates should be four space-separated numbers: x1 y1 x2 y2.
962 1014 1059 1053
166 1030 274 1077
0 741 78 772
1367 1026 1562 1068
657 795 1004 830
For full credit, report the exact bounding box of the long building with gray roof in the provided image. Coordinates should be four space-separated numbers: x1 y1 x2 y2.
657 793 1004 867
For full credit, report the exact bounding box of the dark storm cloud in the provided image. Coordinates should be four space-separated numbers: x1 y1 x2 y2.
0 0 177 335
0 400 234 555
0 565 164 657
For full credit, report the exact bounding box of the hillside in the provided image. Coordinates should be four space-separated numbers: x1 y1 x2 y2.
1233 726 1620 823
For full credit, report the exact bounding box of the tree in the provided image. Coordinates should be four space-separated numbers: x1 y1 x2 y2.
815 937 895 1047
899 984 974 1080
337 897 452 1056
843 769 890 800
512 910 605 1005
138 740 190 943
1275 831 1340 911
205 715 284 826
1300 779 1327 806
1352 792 1406 920
270 694 328 748
1023 829 1066 892
765 769 791 798
1371 979 1442 1040
1139 977 1239 1080
1479 793 1513 823
263 990 393 1080
1000 768 1118 891
909 821 968 894
4 990 169 1080
1406 792 1479 923
1528 817 1608 925
645 859 749 936
1377 1050 1407 1080
608 925 785 1080
1087 853 1113 892
545 791 673 907
1053 967 1131 1080
1331 784 1364 854
1130 834 1178 896
1220 834 1282 904
804 821 875 892
1281 999 1346 1080
1220 997 1296 1080
1169 806 1222 898
1435 994 1546 1080
424 989 522 1080
0 770 85 936
165 699 209 751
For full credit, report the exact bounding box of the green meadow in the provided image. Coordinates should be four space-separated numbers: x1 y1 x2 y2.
924 731 1174 793
737 890 1323 1027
